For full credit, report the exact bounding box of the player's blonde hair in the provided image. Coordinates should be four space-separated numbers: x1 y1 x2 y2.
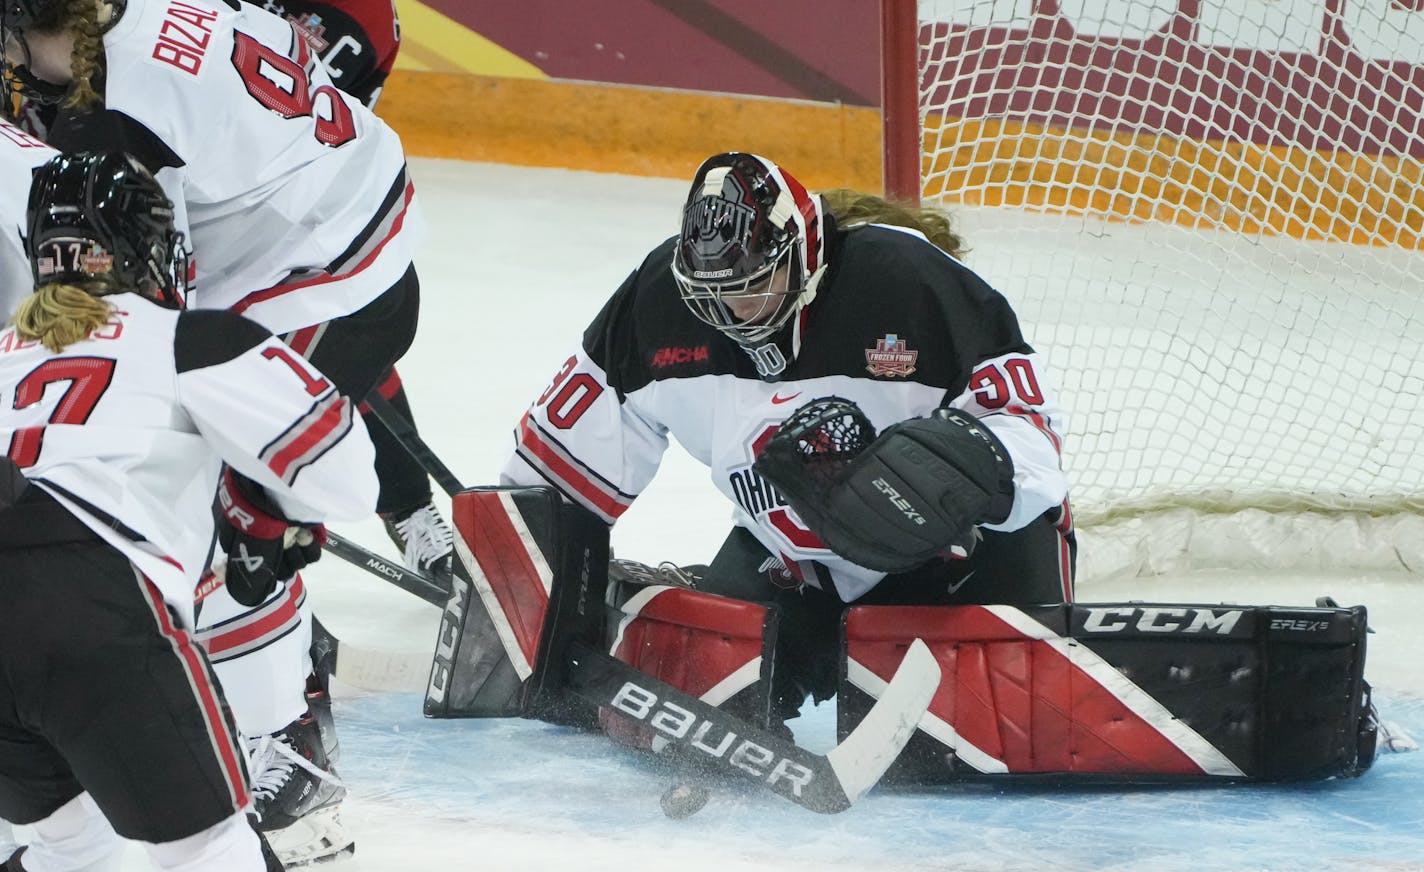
11 283 115 351
820 189 968 260
25 0 106 109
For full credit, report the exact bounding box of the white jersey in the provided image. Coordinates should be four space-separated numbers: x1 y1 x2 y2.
501 226 1071 602
0 122 56 319
0 294 377 626
49 0 422 332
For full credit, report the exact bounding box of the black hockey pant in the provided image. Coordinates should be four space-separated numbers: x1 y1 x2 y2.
281 265 432 515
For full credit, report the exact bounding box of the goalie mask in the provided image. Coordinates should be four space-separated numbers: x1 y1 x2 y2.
672 153 827 378
26 150 188 308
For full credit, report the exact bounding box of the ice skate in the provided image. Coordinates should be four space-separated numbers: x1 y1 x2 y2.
382 499 454 576
247 715 353 867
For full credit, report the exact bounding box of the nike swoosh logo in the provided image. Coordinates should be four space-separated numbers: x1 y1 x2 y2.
771 392 802 405
946 571 975 595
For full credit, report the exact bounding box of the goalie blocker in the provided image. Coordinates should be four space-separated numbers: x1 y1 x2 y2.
434 487 1375 784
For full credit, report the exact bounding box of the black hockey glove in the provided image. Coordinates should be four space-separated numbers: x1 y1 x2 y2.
215 468 326 606
753 397 1015 574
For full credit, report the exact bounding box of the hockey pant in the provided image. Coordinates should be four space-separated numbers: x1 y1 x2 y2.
279 264 432 516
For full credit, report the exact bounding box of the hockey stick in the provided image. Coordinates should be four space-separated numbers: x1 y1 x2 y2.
565 637 941 813
316 527 939 812
351 404 943 811
309 532 450 693
322 530 446 607
309 613 430 694
362 390 464 498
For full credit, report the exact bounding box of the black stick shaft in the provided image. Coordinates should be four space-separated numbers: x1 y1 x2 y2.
363 390 466 496
322 530 446 607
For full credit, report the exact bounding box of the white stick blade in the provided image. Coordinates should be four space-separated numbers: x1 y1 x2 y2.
825 637 941 804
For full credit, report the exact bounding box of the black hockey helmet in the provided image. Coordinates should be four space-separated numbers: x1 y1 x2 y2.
672 153 827 349
26 150 188 308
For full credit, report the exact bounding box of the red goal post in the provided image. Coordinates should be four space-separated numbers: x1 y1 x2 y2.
879 0 1424 581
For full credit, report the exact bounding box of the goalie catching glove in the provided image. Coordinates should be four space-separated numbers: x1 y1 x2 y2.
216 467 325 606
753 397 1015 574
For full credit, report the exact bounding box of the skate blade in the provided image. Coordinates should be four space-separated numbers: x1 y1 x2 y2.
268 806 355 867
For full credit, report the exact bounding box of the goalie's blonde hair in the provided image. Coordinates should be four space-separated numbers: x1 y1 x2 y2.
820 189 967 260
11 283 116 352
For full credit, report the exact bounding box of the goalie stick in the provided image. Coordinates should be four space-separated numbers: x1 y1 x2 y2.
567 637 940 814
317 519 943 812
347 401 946 813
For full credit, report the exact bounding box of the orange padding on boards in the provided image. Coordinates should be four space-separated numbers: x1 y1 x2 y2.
376 70 884 193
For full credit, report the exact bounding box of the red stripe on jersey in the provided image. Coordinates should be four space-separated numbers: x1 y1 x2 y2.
284 325 322 357
516 413 630 521
231 180 416 314
848 606 1210 775
458 492 549 669
138 575 249 812
1055 498 1074 534
267 395 349 481
1005 403 1062 455
201 575 305 656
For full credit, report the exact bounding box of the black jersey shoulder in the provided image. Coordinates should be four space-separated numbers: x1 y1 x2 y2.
581 236 755 396
793 224 1033 392
175 309 273 373
579 225 1034 398
46 110 184 173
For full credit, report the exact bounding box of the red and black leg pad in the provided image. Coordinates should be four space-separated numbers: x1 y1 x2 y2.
424 486 610 726
601 585 778 749
840 601 1374 784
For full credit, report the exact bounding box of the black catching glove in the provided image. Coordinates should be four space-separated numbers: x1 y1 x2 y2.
215 468 326 606
753 397 1015 574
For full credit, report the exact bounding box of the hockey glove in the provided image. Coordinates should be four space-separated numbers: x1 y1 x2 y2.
753 397 1015 574
216 468 326 606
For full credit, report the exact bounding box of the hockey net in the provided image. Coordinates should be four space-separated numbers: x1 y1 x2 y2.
886 1 1424 581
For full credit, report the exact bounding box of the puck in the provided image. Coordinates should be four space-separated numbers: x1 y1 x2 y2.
659 782 710 819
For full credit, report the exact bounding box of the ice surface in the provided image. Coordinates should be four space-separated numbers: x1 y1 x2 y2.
92 158 1424 870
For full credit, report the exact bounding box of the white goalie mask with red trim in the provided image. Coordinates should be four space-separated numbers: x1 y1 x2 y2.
672 153 827 353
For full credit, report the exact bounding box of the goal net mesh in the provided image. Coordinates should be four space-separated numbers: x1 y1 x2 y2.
911 1 1424 579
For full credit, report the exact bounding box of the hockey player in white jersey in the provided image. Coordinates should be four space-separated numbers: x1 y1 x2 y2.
0 150 377 872
0 0 448 859
0 0 451 566
0 120 53 321
502 153 1074 730
0 111 56 872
